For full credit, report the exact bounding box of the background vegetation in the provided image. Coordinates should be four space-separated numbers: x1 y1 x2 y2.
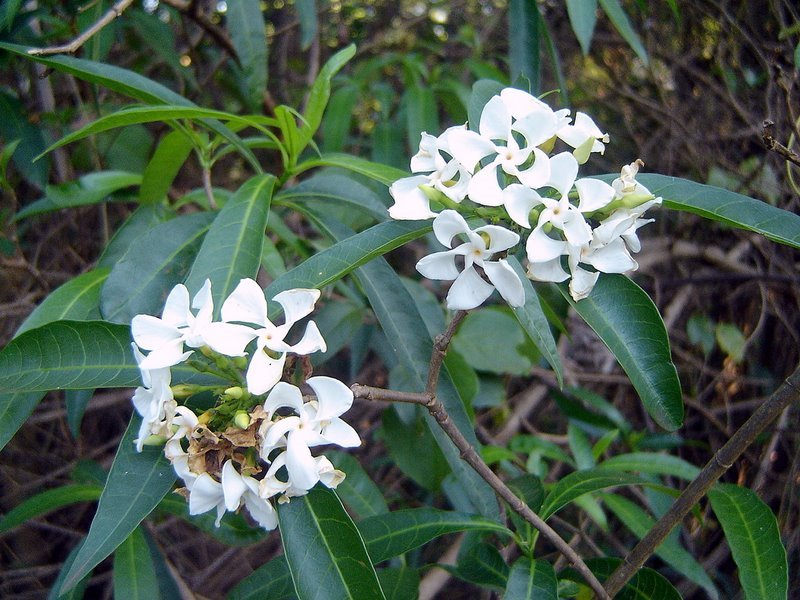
0 0 798 598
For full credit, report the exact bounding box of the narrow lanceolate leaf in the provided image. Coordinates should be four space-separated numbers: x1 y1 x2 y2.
296 153 407 186
277 171 389 222
359 508 511 563
603 494 718 599
295 0 318 49
0 392 44 452
101 212 215 323
0 42 261 171
228 556 294 600
404 84 439 153
278 487 385 600
49 540 90 600
227 0 268 112
508 257 562 386
265 220 432 299
566 0 598 55
540 468 647 519
0 321 210 392
16 268 108 336
299 45 357 150
562 558 681 599
640 173 800 250
508 0 541 93
315 217 500 518
561 274 683 431
708 483 788 600
0 484 102 533
600 452 700 481
60 417 176 593
113 527 160 600
138 130 194 204
15 171 142 220
185 174 275 314
598 0 649 65
505 557 557 600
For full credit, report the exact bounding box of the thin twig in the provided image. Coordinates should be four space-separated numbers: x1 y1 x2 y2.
202 165 217 210
763 120 800 167
603 363 800 597
28 0 135 56
352 313 610 600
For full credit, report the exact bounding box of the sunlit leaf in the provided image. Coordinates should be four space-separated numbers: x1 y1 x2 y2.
138 130 194 204
540 467 647 519
0 484 102 533
598 0 649 65
566 0 598 54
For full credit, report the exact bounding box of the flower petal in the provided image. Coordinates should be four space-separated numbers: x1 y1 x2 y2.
131 314 181 351
161 284 190 326
273 288 321 328
388 175 438 220
526 226 568 262
569 266 600 301
430 209 470 247
476 224 519 254
526 257 570 282
263 381 305 416
484 259 525 307
546 152 579 197
575 178 615 212
221 278 268 326
416 248 462 281
243 492 277 530
306 376 353 421
321 418 361 448
261 415 301 455
447 129 496 173
221 460 247 511
202 322 257 357
446 266 494 310
286 431 320 490
137 339 192 370
560 212 593 246
516 148 551 189
285 321 327 355
503 184 543 228
478 95 511 141
584 238 638 273
189 473 223 517
246 347 286 395
410 132 440 173
467 160 505 206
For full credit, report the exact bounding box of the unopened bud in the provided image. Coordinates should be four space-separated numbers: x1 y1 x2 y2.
197 410 213 425
540 135 557 154
233 410 251 429
620 190 655 209
233 356 249 370
142 434 167 446
171 384 195 399
225 386 245 400
199 345 215 359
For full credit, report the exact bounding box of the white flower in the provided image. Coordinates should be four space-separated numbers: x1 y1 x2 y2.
189 472 227 527
203 280 327 395
388 175 439 220
131 344 176 451
448 95 553 205
260 452 345 502
416 210 524 310
259 377 360 491
557 112 609 164
131 279 214 369
220 461 278 530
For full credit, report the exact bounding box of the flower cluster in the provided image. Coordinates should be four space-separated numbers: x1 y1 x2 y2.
129 279 360 530
389 88 660 305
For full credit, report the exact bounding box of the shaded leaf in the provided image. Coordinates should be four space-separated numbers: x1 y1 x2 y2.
468 80 506 134
327 450 389 519
138 130 194 204
598 0 649 65
296 153 407 186
0 484 102 533
561 274 683 431
65 389 94 438
504 557 557 600
508 0 540 93
227 0 268 111
377 568 419 600
708 483 788 600
562 557 681 599
59 417 176 593
113 527 160 600
456 541 508 589
278 486 385 600
600 452 700 481
295 0 318 49
566 0 598 54
541 468 647 519
228 556 294 600
184 174 275 314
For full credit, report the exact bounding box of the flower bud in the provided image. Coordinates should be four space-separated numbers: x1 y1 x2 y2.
233 410 251 429
420 184 460 210
198 410 213 425
141 434 167 446
171 384 195 399
225 386 245 400
233 356 249 370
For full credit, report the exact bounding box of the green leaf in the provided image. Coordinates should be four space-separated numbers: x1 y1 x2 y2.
299 45 357 151
456 541 508 589
452 307 536 376
48 539 91 600
296 152 407 186
98 203 172 268
708 483 788 600
276 171 388 223
568 423 596 470
0 392 43 452
59 417 176 593
41 106 272 158
504 557 557 600
227 0 268 112
0 484 102 533
468 80 506 133
138 130 194 204
637 173 800 249
508 257 563 386
156 495 265 547
715 323 746 363
65 389 93 438
322 84 359 152
403 84 439 153
566 0 598 54
508 0 541 93
14 171 142 221
184 175 274 314
377 568 420 600
598 0 649 65
560 274 683 431
113 527 160 600
562 557 681 599
101 212 215 323
327 450 389 519
17 268 108 336
0 320 209 392
540 467 647 519
358 508 511 563
228 556 294 600
295 0 318 49
265 220 431 298
603 493 718 599
600 452 700 481
0 91 48 187
278 486 385 600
